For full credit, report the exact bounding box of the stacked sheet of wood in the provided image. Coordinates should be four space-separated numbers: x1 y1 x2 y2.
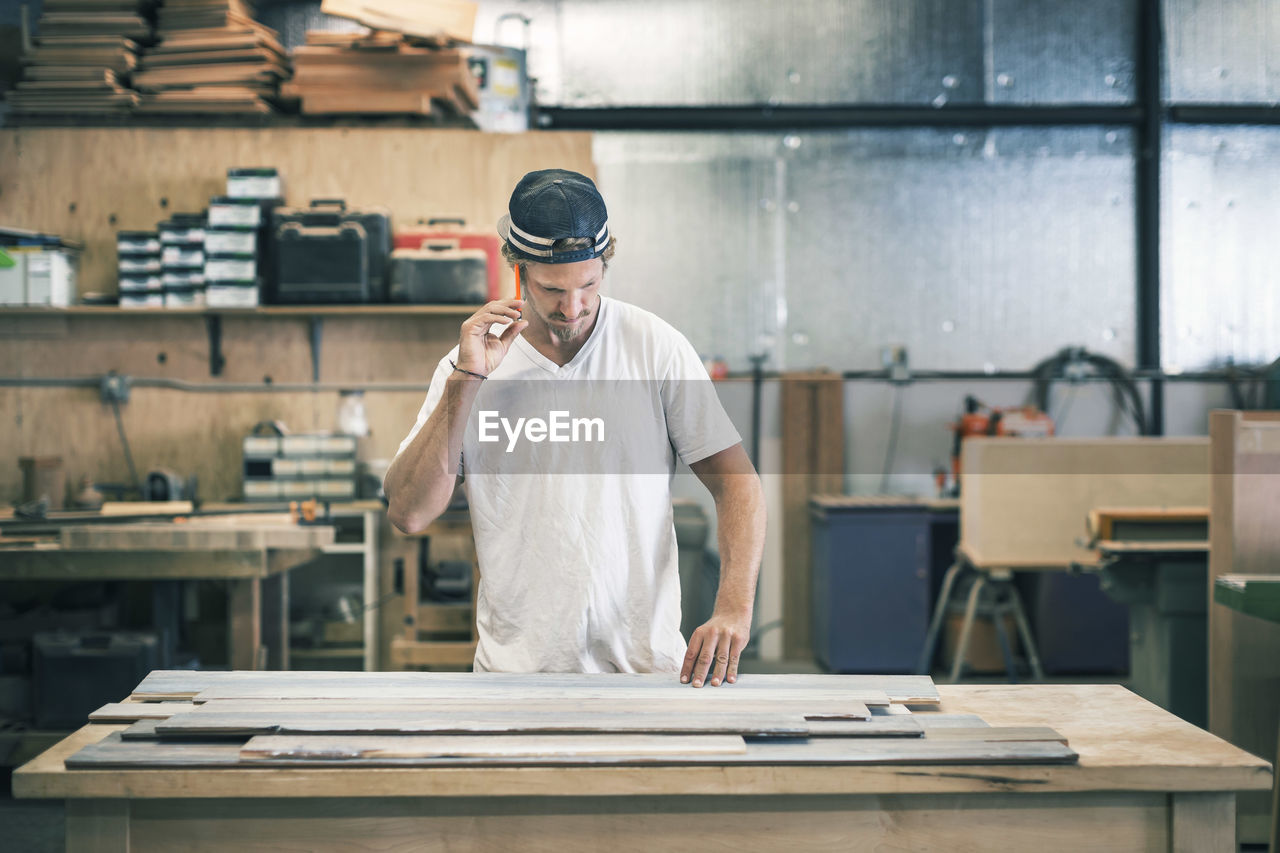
133 0 288 114
8 0 154 115
67 671 1077 768
281 30 479 119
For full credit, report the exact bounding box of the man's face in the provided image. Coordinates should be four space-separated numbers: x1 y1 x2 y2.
521 258 604 342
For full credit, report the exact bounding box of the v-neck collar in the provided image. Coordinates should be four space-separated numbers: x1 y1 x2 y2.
514 296 611 376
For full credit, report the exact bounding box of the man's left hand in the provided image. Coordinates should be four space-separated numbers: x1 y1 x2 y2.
681 612 751 687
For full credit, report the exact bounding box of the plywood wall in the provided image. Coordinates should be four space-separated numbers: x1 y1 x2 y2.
0 127 594 296
960 437 1210 567
0 127 594 503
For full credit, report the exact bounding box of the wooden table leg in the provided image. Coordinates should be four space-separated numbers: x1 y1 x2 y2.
949 573 988 683
1171 792 1235 853
362 510 378 672
1272 717 1279 853
66 799 129 853
261 571 289 671
227 577 262 671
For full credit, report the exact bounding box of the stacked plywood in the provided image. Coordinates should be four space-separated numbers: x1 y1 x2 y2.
133 0 288 114
281 31 479 118
65 671 1078 769
7 0 154 115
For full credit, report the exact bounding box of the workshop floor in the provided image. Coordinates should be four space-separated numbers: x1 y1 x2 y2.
0 664 1266 853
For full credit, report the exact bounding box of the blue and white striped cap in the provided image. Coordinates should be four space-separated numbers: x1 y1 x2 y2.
497 169 611 264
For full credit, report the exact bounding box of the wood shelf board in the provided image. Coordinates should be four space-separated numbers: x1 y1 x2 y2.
0 305 478 317
1214 575 1280 624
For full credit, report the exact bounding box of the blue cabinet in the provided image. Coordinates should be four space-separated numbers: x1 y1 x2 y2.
810 497 956 673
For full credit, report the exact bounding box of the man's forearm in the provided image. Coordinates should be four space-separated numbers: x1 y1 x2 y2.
385 373 483 533
709 475 766 618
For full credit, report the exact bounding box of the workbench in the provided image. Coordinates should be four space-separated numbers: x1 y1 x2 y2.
1088 506 1211 727
13 683 1270 852
0 514 334 670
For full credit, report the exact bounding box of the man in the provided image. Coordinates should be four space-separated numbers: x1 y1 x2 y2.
385 169 765 688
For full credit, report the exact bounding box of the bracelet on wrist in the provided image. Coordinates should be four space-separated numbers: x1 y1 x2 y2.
449 359 488 380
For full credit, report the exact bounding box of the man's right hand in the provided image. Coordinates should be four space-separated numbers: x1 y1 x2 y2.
456 299 527 377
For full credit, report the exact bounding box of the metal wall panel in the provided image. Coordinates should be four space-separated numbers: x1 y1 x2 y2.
988 0 1137 103
784 127 1136 371
482 0 985 107
593 134 783 368
1165 0 1280 102
595 129 1136 373
1162 126 1280 370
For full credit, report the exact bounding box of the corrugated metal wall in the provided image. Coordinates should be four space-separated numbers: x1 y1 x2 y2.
472 0 1275 373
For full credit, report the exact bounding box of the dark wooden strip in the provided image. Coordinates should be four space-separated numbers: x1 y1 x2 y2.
155 710 812 737
240 734 748 761
67 731 1076 768
921 727 1069 745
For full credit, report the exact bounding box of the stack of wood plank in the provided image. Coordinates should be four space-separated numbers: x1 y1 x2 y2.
7 0 155 115
280 30 479 118
66 671 1078 769
133 0 289 114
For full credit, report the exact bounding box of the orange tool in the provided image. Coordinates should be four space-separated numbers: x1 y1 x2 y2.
514 264 521 300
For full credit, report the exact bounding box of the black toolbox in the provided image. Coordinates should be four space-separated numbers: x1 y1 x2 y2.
32 631 160 729
271 199 391 303
390 240 488 303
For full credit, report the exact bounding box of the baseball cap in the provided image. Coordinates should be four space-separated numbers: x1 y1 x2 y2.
497 169 611 264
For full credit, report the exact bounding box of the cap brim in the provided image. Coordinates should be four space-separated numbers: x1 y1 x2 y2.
496 213 514 243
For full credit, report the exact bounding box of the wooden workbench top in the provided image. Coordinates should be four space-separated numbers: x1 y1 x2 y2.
13 684 1270 801
0 514 334 580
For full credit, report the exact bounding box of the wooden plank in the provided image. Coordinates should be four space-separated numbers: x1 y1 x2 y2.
1209 411 1280 844
66 730 1077 769
961 437 1209 568
1094 540 1209 555
780 370 845 662
154 709 812 737
0 549 274 581
89 702 194 722
1215 574 1280 626
240 734 749 761
189 697 872 720
189 684 892 714
67 732 244 768
914 713 989 729
803 717 922 737
299 90 434 116
415 604 473 633
120 720 162 740
320 0 478 43
59 518 334 551
388 636 477 667
133 670 933 704
920 726 1069 745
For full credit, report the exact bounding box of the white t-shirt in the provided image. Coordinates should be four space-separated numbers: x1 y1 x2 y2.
393 296 740 674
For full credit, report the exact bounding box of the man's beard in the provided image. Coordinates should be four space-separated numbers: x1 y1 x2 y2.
546 309 591 341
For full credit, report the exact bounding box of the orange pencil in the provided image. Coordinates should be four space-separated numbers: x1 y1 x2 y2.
514 264 521 301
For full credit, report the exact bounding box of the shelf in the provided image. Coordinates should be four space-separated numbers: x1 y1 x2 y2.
1 305 477 317
1 305 474 378
321 543 369 555
289 647 365 660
